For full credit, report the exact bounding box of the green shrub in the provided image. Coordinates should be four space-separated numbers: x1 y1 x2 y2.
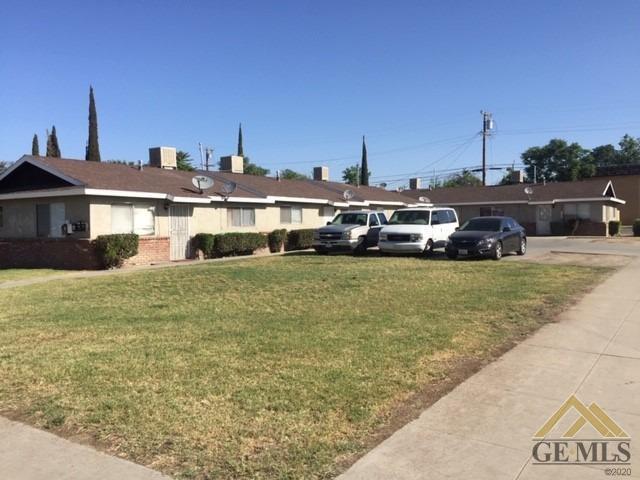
608 220 621 236
214 232 267 257
193 233 216 258
268 229 287 253
94 234 139 268
633 219 640 237
286 229 315 251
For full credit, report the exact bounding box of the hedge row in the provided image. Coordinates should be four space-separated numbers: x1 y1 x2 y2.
94 234 139 268
193 232 267 258
193 229 316 258
285 229 314 251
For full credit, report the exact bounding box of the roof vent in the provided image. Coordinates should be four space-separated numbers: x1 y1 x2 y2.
149 147 177 169
220 155 244 174
409 177 421 190
313 166 329 181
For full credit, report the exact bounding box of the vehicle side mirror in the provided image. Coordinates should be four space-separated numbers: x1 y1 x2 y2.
326 221 331 225
455 227 459 231
503 226 511 232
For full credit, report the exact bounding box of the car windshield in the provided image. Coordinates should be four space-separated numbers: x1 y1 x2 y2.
388 210 430 225
460 218 502 232
330 213 368 226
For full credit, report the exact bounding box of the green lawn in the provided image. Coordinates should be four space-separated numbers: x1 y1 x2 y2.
0 255 607 479
0 268 61 283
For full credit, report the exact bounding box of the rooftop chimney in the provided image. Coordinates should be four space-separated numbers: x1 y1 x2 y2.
313 166 329 181
149 147 177 169
409 177 421 190
220 155 244 174
510 169 525 184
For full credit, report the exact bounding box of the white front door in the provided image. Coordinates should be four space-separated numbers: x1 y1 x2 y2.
169 205 191 260
536 205 552 235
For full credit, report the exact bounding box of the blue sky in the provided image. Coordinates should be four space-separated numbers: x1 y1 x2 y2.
1 0 639 186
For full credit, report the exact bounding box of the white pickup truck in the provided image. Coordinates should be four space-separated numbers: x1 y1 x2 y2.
378 207 459 255
313 210 388 254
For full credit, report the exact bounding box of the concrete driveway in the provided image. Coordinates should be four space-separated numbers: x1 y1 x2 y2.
514 236 640 259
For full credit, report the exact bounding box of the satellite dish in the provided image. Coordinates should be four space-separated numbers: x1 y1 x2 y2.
524 186 534 196
192 175 214 192
222 181 237 196
343 189 354 201
418 196 431 203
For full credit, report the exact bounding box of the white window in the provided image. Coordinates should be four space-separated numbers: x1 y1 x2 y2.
227 208 256 227
111 204 155 235
280 206 302 224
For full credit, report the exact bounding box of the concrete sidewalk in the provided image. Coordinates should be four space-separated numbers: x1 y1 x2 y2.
340 258 640 480
0 417 169 480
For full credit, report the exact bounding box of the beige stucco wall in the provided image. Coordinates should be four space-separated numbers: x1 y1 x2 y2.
191 202 337 234
0 196 90 238
1 195 407 240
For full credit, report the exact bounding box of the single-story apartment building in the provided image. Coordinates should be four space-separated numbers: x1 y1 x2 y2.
594 164 640 224
404 178 625 236
0 150 418 269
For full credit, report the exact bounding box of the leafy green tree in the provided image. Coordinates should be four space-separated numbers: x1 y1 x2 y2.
521 138 592 182
0 161 10 174
442 169 482 188
360 136 369 186
85 86 101 162
342 164 360 185
46 126 61 157
618 134 640 164
280 169 308 180
176 150 194 171
243 157 269 176
31 134 40 156
585 144 619 166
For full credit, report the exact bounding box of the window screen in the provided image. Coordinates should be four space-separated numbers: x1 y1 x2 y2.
112 204 155 235
133 206 155 235
228 208 256 227
111 205 134 234
280 206 302 224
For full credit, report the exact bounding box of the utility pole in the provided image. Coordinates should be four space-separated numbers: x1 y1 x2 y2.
481 111 493 186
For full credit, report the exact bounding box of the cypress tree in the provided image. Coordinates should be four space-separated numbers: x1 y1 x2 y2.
360 135 369 186
47 126 61 157
237 123 244 157
85 86 101 161
32 134 40 156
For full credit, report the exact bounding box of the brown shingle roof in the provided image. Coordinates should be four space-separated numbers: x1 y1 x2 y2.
403 178 619 204
18 156 416 205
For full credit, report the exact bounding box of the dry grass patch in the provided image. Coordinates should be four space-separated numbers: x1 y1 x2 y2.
0 255 609 478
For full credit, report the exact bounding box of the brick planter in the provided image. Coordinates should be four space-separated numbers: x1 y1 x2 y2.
123 237 170 266
0 238 101 270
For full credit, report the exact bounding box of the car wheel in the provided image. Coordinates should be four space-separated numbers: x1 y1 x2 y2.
517 237 527 256
353 237 367 255
446 251 458 260
423 239 434 257
492 241 503 260
316 249 329 255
